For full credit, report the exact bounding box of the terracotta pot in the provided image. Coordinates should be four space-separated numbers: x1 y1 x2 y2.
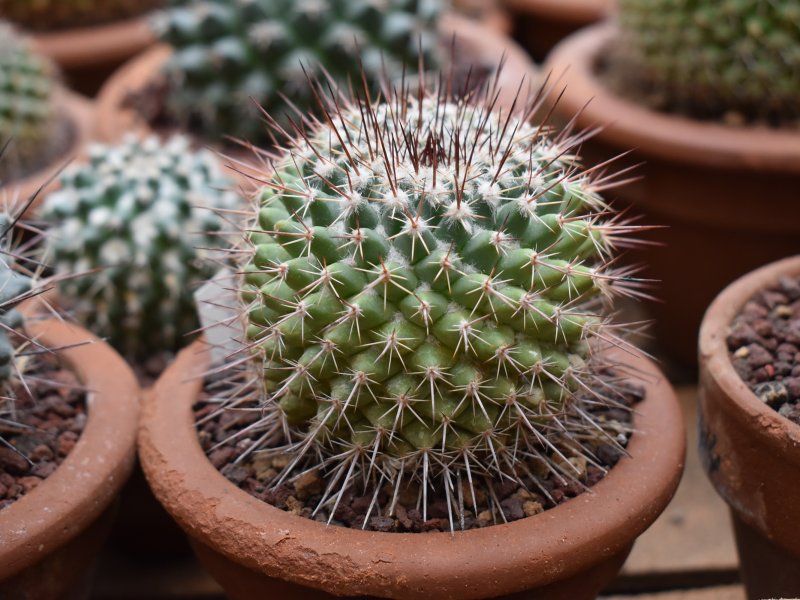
29 16 156 97
0 316 140 598
139 340 684 600
95 14 539 147
699 255 800 600
502 0 611 60
0 90 93 218
544 24 800 367
453 0 513 35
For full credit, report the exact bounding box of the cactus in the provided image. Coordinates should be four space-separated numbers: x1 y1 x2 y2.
42 134 239 360
0 23 58 182
0 214 31 384
1 0 164 31
615 0 800 121
227 76 643 528
153 0 442 144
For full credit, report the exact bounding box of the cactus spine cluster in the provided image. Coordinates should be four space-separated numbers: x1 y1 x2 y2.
154 0 442 143
0 0 163 31
0 23 58 182
0 214 31 384
42 135 239 360
616 0 800 122
232 77 641 528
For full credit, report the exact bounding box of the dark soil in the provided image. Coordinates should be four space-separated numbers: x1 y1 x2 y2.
0 354 87 511
727 275 800 425
195 373 642 533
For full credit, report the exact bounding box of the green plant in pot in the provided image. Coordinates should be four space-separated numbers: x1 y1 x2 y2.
138 73 685 599
0 189 140 597
95 0 539 150
544 0 800 366
0 22 91 208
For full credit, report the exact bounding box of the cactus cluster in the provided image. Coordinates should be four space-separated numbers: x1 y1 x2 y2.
0 214 31 384
153 0 442 144
42 135 239 360
229 78 641 528
0 22 58 182
616 0 800 122
0 0 164 31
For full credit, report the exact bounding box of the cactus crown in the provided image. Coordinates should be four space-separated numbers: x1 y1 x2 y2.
0 23 58 182
615 0 800 122
42 135 239 360
220 74 644 529
153 0 442 144
1 0 163 31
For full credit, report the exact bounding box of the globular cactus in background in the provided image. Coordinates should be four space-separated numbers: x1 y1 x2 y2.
231 76 644 528
153 0 442 144
0 22 58 182
42 135 239 360
0 0 164 31
616 0 800 122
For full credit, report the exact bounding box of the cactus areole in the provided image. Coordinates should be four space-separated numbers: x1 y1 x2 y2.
238 77 642 529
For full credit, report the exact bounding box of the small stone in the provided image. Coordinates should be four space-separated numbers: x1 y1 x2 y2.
779 277 800 301
29 444 53 462
33 462 57 479
774 305 793 319
369 516 396 532
293 469 323 500
784 377 800 399
394 504 413 529
754 381 788 407
523 500 544 517
285 495 302 515
209 447 236 469
56 431 78 457
477 510 493 523
18 476 42 493
778 402 800 426
221 463 249 485
745 344 772 368
728 323 758 348
733 346 750 359
500 497 524 520
0 447 29 475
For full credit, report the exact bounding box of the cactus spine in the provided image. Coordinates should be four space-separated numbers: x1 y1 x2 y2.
226 76 642 528
42 135 239 360
616 0 800 122
153 0 442 143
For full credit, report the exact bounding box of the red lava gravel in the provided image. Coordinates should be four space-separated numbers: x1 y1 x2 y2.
0 354 87 511
727 275 800 425
195 372 642 533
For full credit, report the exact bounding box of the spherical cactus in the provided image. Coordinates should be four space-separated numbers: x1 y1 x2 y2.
42 135 239 360
616 0 800 121
0 22 58 182
237 80 641 526
1 0 164 31
0 215 31 383
153 0 442 144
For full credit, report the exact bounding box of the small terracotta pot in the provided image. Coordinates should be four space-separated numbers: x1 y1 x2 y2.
139 340 684 600
699 255 800 600
502 0 611 60
544 24 800 366
0 90 93 217
30 16 156 97
95 14 539 146
0 316 140 598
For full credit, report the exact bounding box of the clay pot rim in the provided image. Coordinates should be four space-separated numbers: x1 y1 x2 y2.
699 255 800 464
544 23 800 172
0 90 93 217
0 312 140 580
140 341 684 599
502 0 611 22
95 14 539 145
30 15 154 69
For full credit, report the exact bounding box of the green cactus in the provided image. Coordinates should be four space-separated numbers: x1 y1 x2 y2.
0 0 164 31
616 0 800 121
0 214 31 384
153 0 442 144
42 134 239 360
233 80 641 527
0 23 58 182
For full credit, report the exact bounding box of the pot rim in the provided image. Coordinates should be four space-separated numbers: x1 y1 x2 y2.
502 0 611 22
544 22 800 173
0 312 140 580
0 90 93 218
31 14 155 69
699 255 800 464
140 341 684 599
94 14 540 145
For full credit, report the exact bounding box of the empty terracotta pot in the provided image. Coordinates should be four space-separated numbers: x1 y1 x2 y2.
502 0 611 60
544 24 800 366
139 340 685 600
699 255 800 600
30 15 157 96
0 90 93 217
0 316 140 598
